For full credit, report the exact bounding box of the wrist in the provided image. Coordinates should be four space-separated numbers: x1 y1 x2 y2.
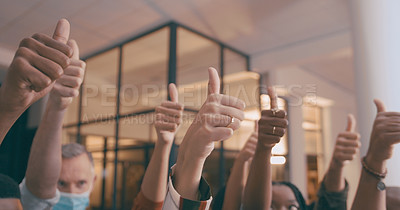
365 154 387 174
329 158 345 171
46 101 68 113
156 134 174 146
236 155 248 164
0 88 20 115
256 142 274 153
46 96 68 111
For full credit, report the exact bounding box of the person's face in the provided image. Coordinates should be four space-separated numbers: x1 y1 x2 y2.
271 185 300 210
0 198 23 210
58 153 96 194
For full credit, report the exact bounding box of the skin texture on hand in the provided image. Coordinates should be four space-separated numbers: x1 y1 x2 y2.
324 114 360 192
0 19 72 143
140 83 183 202
154 83 183 144
243 87 288 210
223 125 258 210
24 21 86 199
48 39 85 111
236 131 258 163
352 99 400 210
174 67 245 200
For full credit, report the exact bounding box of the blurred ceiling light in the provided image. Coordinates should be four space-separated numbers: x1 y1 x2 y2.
270 156 286 165
272 140 287 155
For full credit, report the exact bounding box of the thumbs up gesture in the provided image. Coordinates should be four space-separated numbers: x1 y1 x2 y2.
0 19 72 115
48 40 85 111
154 83 184 144
331 114 361 167
178 67 245 161
257 87 288 148
365 99 400 170
237 122 258 163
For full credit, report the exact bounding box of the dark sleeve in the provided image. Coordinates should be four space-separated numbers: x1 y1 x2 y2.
313 179 349 210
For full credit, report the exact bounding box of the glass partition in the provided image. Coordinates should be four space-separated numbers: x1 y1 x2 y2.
81 48 119 123
63 22 255 209
120 27 169 115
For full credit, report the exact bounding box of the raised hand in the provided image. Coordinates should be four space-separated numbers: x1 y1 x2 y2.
154 83 184 144
180 67 245 160
322 114 360 193
0 19 72 143
257 87 288 148
173 67 245 200
237 122 258 163
0 19 72 114
48 40 85 111
331 114 361 167
366 99 400 171
243 88 286 210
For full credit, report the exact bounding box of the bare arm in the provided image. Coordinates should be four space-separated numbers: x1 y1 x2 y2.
174 67 245 200
25 39 85 199
352 99 400 210
243 87 288 210
243 146 273 210
223 132 257 210
25 104 65 198
139 84 183 202
0 19 73 143
323 114 360 192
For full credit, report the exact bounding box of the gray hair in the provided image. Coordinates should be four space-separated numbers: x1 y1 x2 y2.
62 143 94 166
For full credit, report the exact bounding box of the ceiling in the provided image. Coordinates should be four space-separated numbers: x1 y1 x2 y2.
0 0 353 90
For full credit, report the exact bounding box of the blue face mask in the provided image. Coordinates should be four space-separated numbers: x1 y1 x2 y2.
53 189 90 210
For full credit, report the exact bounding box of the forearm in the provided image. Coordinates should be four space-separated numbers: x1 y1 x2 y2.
323 160 345 192
0 109 21 144
141 141 172 202
243 146 272 210
0 87 23 143
351 159 387 210
25 102 65 199
174 157 206 200
223 159 248 210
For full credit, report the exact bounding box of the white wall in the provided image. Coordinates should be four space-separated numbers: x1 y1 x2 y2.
259 65 359 207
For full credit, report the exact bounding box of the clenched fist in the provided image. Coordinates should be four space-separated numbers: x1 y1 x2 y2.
365 99 400 172
48 40 85 111
155 83 184 144
331 114 361 167
0 19 72 114
258 87 288 149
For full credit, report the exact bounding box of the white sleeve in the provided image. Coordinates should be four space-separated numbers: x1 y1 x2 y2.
162 166 212 210
19 178 60 210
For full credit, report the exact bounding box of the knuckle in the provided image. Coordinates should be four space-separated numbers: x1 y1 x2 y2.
54 65 63 78
76 77 83 87
59 55 70 68
72 89 79 97
20 37 34 48
209 104 219 114
78 60 86 69
66 45 73 57
32 33 45 40
12 57 26 68
16 47 31 57
40 78 51 89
